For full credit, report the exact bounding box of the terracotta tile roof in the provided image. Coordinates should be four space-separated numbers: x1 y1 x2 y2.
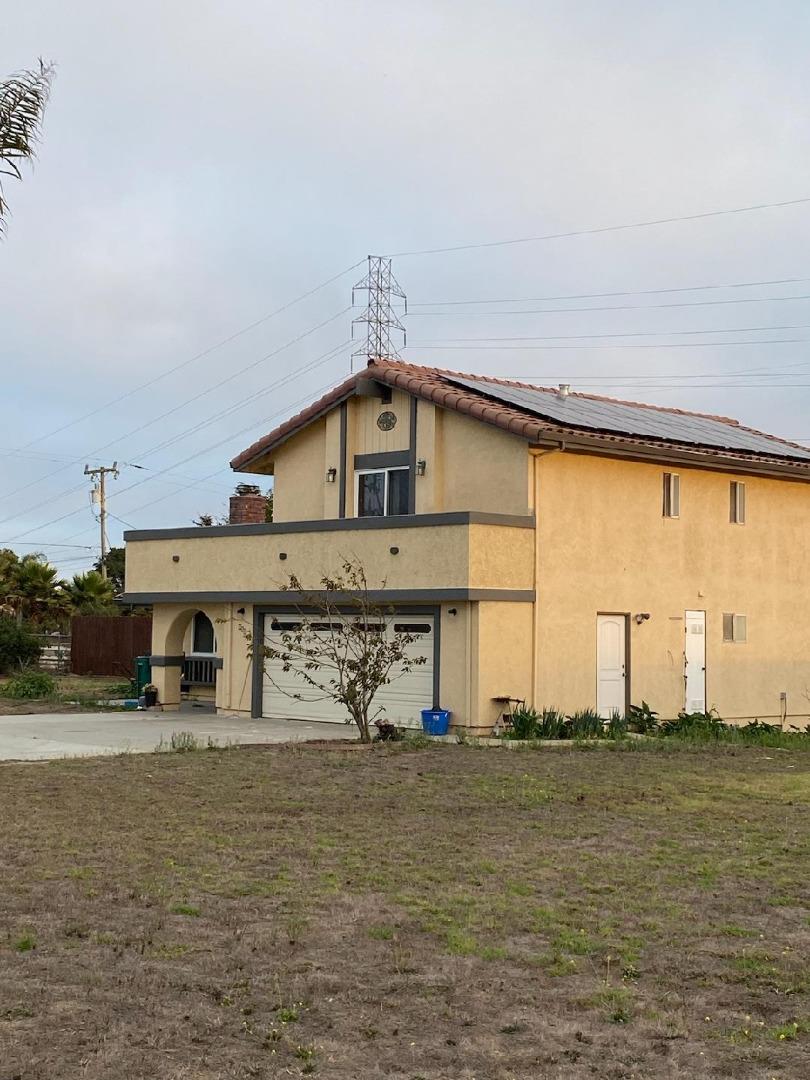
230 358 810 475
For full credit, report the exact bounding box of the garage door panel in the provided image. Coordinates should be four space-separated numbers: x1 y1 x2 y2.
262 614 434 727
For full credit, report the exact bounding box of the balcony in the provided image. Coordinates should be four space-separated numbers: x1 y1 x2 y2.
123 511 536 604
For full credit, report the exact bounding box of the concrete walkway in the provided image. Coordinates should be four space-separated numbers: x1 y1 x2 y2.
0 710 353 762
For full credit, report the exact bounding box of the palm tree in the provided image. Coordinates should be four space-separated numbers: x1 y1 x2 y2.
7 554 65 625
64 570 115 614
0 60 54 234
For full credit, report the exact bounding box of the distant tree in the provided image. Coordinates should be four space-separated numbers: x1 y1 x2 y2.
194 486 273 526
63 570 115 614
93 547 125 593
252 558 426 743
0 60 55 234
0 615 40 672
4 554 64 625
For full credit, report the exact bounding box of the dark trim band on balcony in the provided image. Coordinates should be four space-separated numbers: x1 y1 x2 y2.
122 588 536 605
149 655 186 667
123 510 535 542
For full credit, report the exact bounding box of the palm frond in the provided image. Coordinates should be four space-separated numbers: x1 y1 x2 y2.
0 59 55 233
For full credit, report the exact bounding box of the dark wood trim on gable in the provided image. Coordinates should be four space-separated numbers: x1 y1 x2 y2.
338 401 348 519
408 396 418 514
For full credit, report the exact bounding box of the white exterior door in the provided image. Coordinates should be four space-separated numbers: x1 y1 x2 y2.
597 614 627 718
262 614 434 727
684 610 706 713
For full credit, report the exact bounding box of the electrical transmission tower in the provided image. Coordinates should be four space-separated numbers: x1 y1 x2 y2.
84 462 119 578
351 256 407 369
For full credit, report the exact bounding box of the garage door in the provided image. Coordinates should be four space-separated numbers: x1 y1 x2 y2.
261 614 434 727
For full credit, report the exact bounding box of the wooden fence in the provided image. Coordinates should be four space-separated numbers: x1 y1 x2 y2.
70 615 153 678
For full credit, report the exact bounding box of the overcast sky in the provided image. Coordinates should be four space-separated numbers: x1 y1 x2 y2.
2 1 810 574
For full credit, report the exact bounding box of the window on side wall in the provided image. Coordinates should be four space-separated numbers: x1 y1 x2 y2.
722 613 747 643
356 467 410 517
730 480 746 524
663 472 680 518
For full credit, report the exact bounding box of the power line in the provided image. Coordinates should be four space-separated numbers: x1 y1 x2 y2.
6 354 352 542
411 322 810 343
407 339 809 351
0 540 95 549
0 308 350 508
389 195 810 258
411 276 810 308
408 293 810 317
15 259 363 452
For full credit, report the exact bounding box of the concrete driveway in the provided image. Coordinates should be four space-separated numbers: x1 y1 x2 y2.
0 709 353 761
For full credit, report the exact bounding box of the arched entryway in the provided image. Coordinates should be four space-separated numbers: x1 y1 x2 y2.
149 605 224 712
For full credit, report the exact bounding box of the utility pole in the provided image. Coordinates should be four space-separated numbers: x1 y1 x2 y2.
351 256 407 370
84 462 119 578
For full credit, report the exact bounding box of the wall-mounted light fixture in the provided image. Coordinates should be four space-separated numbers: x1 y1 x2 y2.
416 459 427 476
236 607 246 616
172 554 180 563
326 467 337 483
448 608 458 616
634 612 651 625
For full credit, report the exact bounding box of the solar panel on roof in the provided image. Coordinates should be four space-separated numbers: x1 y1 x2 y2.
446 376 810 461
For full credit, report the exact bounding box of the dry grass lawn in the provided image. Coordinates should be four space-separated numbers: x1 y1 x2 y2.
1 740 808 1079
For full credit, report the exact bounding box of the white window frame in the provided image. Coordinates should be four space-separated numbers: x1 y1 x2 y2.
722 613 747 643
663 472 680 518
354 466 409 517
730 480 746 524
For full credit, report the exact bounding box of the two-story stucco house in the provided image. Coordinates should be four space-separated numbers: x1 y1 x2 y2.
123 358 810 733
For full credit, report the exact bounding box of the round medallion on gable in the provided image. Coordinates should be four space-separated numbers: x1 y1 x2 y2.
377 410 397 431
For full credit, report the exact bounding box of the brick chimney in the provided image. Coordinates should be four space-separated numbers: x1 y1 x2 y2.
229 483 267 525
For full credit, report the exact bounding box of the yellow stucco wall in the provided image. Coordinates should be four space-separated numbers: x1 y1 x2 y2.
127 524 487 595
243 388 531 520
473 601 534 732
534 451 810 722
272 418 328 522
437 408 530 516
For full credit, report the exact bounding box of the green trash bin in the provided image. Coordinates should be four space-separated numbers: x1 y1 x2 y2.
135 655 152 697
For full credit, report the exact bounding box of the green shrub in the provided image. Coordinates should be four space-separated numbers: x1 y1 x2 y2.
508 706 540 739
537 708 567 739
660 709 726 739
0 618 41 674
1 670 55 699
606 711 628 739
628 700 659 733
567 709 604 739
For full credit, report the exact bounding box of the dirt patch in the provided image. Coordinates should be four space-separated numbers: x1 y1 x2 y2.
0 743 807 1078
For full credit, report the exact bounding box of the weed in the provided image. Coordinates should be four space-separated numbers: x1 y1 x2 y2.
445 926 477 956
368 925 394 940
278 1005 300 1023
170 903 201 917
767 1019 810 1041
720 924 757 938
1 671 55 699
553 929 594 956
13 932 36 952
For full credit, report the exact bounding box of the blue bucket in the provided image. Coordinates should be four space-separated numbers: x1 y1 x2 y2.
421 708 451 736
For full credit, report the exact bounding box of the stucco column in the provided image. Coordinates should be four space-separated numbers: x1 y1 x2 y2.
151 661 182 712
